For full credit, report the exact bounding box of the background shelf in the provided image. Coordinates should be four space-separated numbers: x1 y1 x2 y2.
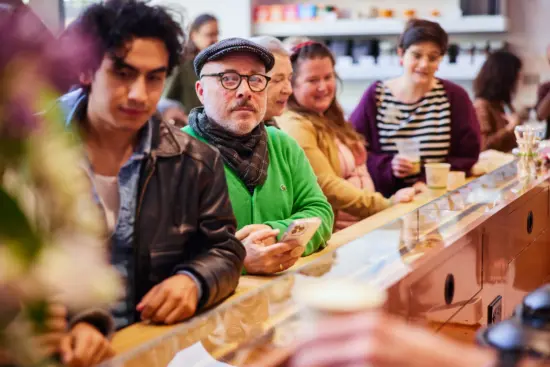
253 15 509 37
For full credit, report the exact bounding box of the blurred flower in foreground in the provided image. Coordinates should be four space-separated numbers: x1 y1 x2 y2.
0 4 120 365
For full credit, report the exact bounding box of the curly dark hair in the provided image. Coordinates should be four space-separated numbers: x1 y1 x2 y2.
398 19 448 55
474 50 522 105
63 0 184 77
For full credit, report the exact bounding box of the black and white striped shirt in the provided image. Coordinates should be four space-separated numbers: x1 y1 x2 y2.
375 80 451 163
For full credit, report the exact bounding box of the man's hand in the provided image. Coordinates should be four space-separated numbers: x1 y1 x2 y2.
137 274 199 324
60 322 114 367
242 229 303 275
236 224 277 245
33 303 68 359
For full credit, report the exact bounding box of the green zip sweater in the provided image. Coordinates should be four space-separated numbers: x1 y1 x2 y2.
183 125 334 256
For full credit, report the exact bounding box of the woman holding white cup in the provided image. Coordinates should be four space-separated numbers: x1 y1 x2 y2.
350 19 481 198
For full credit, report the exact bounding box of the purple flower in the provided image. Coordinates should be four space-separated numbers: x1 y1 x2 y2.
0 5 93 94
1 95 39 139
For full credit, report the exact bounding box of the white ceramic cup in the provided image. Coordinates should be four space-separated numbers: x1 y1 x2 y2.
425 163 451 189
294 280 387 337
447 171 466 191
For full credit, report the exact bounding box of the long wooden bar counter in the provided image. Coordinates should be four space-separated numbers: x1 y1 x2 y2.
105 162 550 367
110 177 452 355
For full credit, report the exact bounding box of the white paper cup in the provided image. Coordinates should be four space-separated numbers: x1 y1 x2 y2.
447 171 466 191
395 139 421 175
425 163 451 189
294 280 387 336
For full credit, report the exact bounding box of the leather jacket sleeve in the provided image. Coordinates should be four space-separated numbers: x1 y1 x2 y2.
173 152 245 310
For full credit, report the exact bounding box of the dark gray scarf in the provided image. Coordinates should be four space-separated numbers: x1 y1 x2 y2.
188 108 269 193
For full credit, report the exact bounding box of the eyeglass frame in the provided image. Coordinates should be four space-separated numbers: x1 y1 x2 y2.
199 71 272 92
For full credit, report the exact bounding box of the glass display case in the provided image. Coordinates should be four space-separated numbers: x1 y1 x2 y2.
101 162 550 367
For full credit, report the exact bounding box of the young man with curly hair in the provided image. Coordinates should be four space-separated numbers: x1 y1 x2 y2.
57 1 245 364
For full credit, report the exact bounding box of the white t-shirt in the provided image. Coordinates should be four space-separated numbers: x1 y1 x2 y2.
92 173 119 233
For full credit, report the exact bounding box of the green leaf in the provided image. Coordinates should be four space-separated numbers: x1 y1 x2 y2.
0 186 42 263
0 138 26 168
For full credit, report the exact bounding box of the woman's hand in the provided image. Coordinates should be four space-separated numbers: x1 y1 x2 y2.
392 187 415 204
504 113 521 132
391 155 414 178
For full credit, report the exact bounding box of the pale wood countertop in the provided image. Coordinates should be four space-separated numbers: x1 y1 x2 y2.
111 186 457 354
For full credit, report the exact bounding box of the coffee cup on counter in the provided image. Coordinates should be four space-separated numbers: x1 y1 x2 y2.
294 279 387 336
425 163 451 189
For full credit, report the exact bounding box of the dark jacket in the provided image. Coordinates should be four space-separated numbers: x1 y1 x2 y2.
133 117 246 312
58 90 246 325
164 59 202 113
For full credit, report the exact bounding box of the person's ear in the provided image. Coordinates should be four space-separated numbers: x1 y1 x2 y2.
79 71 93 86
196 80 205 104
398 47 405 66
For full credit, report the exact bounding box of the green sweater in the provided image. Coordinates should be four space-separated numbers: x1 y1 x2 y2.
183 125 334 256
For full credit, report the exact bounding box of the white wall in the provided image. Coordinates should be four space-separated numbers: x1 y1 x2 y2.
28 0 61 33
153 0 253 39
505 0 550 106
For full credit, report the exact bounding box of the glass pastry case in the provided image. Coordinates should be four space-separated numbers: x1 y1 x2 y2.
101 162 550 367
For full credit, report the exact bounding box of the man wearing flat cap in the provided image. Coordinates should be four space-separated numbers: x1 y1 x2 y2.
183 38 334 275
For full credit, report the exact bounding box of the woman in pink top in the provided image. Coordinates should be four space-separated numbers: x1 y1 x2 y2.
334 138 377 229
278 41 417 231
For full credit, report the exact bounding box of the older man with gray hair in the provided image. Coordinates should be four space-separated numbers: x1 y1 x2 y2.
183 38 334 275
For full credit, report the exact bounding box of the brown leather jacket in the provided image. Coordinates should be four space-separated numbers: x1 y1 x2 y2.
133 118 245 315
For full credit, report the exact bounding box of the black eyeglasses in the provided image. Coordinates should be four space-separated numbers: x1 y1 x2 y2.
200 71 271 92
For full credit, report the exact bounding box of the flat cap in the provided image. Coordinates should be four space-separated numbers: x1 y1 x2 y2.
194 37 275 76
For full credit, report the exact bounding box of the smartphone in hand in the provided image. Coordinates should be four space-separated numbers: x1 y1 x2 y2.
280 217 322 257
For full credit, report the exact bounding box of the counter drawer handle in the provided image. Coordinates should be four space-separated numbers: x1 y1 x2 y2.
527 211 534 234
444 274 455 305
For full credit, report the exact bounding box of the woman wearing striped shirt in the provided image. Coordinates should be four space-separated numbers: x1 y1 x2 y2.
350 19 481 197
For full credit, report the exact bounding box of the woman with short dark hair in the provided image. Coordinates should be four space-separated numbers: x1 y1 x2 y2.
350 19 481 197
473 50 524 152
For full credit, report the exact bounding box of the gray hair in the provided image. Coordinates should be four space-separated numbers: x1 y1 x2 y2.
282 36 311 52
249 36 290 57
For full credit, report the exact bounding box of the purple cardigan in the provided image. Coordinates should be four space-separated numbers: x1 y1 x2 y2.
349 79 481 198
